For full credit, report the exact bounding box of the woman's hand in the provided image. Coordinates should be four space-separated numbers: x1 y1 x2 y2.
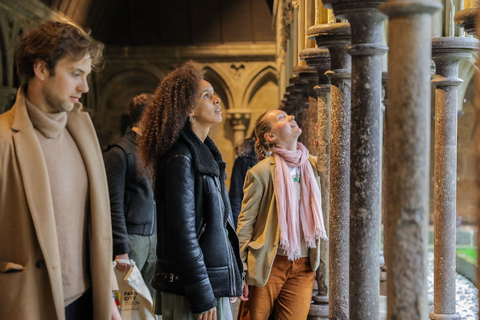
239 281 249 301
115 253 130 271
196 307 217 320
111 296 122 320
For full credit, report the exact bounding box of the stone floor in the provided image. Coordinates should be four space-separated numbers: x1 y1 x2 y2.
428 251 478 319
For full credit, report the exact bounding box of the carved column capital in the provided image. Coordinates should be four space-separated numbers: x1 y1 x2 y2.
226 109 251 132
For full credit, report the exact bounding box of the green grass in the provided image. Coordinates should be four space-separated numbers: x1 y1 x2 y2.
456 247 477 260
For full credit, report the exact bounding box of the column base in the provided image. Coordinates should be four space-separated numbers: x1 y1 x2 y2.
308 302 329 319
312 295 329 304
429 312 461 320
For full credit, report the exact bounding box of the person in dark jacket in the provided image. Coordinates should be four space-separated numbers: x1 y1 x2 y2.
103 93 156 295
137 61 243 320
229 134 258 228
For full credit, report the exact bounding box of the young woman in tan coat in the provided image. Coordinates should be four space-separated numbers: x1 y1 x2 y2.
236 110 328 320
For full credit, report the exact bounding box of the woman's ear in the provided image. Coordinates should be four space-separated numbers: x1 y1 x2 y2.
264 132 276 144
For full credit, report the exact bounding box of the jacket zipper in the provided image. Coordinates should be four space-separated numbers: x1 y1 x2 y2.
197 222 207 240
214 176 236 297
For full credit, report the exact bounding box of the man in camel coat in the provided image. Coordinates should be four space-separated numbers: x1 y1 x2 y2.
0 21 120 320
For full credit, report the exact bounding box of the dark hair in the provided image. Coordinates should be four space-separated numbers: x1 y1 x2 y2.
129 93 152 125
234 137 256 158
254 110 275 161
15 21 104 82
138 61 203 183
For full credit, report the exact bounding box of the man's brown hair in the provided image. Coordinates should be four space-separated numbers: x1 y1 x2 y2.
15 21 104 82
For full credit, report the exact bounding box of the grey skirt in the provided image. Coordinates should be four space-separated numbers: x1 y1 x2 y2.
154 290 233 320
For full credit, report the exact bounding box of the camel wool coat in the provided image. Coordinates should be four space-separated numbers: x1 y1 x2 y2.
236 155 325 287
0 88 114 320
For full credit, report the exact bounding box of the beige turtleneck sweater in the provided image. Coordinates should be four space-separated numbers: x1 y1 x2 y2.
25 99 91 306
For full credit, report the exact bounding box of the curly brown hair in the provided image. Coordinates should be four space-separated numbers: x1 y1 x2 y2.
254 110 275 161
15 21 104 82
137 61 203 182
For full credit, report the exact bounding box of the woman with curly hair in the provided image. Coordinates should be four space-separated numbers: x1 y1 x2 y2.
236 110 328 320
138 61 243 320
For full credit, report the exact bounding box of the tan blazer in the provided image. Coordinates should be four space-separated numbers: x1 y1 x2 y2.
0 88 113 320
237 155 324 287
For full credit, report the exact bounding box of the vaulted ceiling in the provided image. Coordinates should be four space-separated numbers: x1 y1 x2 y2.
39 0 275 46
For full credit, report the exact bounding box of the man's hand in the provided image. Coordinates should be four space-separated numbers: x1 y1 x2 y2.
196 307 216 320
115 253 130 271
111 296 122 320
239 282 249 301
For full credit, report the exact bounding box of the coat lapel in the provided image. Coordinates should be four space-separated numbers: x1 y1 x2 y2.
11 91 64 319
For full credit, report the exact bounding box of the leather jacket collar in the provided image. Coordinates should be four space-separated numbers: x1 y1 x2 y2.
179 127 227 178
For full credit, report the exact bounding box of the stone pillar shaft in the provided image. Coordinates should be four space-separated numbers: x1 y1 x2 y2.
335 4 387 319
307 22 351 320
434 85 457 312
378 2 442 319
429 36 478 320
302 48 331 320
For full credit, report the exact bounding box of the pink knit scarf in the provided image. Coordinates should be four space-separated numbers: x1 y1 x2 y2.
271 142 328 261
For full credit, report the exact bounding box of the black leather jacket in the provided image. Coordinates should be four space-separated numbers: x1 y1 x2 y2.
103 128 156 257
152 128 243 314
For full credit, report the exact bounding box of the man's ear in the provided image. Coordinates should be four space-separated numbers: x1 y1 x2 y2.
33 59 48 81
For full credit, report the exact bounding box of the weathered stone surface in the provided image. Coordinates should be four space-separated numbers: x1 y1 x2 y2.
321 1 388 319
378 1 442 319
308 22 351 320
430 36 478 320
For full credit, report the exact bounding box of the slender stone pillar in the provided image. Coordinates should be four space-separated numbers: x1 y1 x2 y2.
378 1 442 319
226 110 252 146
322 1 387 318
429 36 478 320
307 22 351 320
379 72 387 297
455 6 480 315
294 63 320 154
291 77 311 146
301 48 331 320
285 82 303 117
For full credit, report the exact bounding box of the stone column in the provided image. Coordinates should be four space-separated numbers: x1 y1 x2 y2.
378 1 442 319
322 1 387 318
307 22 351 320
455 6 480 315
429 36 478 320
294 64 320 154
379 71 387 297
291 77 310 146
301 48 331 320
285 82 303 116
226 110 252 146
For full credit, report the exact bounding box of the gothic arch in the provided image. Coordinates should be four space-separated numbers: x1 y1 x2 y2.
96 67 163 145
242 65 278 108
